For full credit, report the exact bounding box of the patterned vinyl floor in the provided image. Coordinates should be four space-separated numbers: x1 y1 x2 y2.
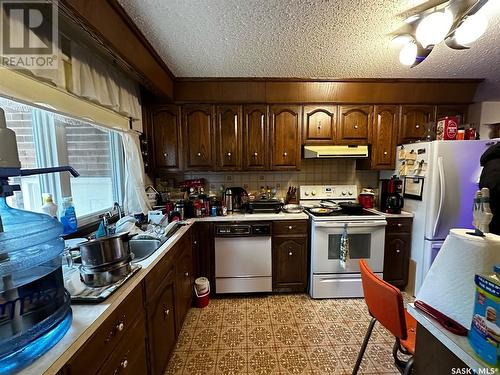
165 294 411 375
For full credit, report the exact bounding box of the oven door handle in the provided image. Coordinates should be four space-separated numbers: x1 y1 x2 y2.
313 220 387 228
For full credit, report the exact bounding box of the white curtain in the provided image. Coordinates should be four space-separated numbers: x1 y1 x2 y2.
121 131 151 214
70 42 142 124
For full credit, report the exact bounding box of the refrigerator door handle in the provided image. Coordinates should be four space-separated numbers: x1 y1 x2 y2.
433 156 446 238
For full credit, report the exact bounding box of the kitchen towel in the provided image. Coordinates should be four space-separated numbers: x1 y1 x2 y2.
417 229 500 329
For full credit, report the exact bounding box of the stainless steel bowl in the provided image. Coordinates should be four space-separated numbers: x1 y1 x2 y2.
78 232 130 269
79 257 132 287
282 204 304 213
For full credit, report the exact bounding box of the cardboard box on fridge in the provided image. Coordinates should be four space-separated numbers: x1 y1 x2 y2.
436 116 460 140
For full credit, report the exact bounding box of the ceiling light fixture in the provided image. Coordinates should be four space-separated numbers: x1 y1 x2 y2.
399 41 418 66
454 13 488 45
415 10 454 48
393 0 492 66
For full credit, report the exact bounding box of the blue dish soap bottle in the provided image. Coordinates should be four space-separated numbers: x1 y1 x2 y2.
60 197 77 234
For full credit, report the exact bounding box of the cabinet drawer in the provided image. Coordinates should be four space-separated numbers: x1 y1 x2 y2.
97 316 148 375
273 220 308 236
385 218 412 234
68 286 143 375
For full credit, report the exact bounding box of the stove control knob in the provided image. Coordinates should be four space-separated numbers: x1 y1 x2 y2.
342 191 347 196
348 191 353 196
311 191 317 196
304 191 310 196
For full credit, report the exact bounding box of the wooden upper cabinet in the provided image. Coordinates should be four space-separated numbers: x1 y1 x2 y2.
399 105 436 144
215 105 242 170
243 105 268 170
269 105 302 170
436 104 469 125
338 105 373 144
151 106 182 171
303 105 337 144
182 105 214 170
371 105 400 170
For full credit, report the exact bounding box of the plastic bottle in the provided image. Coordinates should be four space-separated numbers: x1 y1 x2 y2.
60 197 77 234
41 193 58 218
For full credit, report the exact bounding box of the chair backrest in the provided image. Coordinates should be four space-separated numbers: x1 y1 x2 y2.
359 259 407 340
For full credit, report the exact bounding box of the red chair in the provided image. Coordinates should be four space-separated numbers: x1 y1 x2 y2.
352 260 417 375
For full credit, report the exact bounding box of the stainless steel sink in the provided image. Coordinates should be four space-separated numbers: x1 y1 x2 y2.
129 239 162 262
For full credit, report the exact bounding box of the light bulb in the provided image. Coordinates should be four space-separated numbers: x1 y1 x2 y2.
455 14 488 46
416 10 454 48
391 34 414 45
399 42 417 66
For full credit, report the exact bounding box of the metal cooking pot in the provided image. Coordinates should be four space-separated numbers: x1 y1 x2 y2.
78 232 131 268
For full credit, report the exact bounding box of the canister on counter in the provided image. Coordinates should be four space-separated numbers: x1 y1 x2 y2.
469 265 500 367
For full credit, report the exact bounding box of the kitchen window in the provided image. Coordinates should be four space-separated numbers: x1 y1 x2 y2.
1 96 124 224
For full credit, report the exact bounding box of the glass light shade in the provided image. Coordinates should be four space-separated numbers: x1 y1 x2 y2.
399 42 418 66
455 14 488 45
416 10 454 48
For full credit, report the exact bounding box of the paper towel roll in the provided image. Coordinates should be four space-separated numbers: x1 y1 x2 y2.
416 229 500 329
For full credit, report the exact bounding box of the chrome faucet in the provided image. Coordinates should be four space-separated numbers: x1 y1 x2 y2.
113 202 123 219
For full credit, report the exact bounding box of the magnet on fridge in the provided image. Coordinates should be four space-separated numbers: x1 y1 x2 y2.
406 159 415 166
399 162 408 176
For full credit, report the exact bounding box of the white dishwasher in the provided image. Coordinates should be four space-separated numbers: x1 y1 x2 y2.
214 223 272 293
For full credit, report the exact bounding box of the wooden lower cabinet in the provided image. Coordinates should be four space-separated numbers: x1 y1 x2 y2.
383 218 412 288
272 220 308 292
174 235 194 335
147 267 177 375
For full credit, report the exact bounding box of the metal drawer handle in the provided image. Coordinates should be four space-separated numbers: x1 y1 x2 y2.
288 225 293 230
283 151 288 157
193 240 197 245
253 152 258 157
397 223 402 227
415 124 420 129
121 359 128 369
354 124 359 129
163 304 170 320
185 272 189 277
289 251 293 256
163 152 167 157
383 151 388 155
396 249 400 253
227 152 232 157
117 322 124 332
197 152 202 157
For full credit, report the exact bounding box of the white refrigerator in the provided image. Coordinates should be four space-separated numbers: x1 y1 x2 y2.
387 140 496 294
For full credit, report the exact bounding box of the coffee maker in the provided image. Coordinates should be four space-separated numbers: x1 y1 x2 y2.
229 187 249 212
380 176 404 214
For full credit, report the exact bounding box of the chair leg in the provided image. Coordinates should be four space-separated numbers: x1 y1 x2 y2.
392 340 406 371
352 317 377 375
402 356 414 375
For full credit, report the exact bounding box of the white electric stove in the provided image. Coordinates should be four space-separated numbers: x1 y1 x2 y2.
300 185 386 298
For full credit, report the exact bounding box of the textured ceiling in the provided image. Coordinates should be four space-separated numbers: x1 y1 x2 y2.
118 0 500 100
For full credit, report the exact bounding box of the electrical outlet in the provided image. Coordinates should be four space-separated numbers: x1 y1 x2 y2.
276 183 281 188
243 184 249 189
259 175 265 181
226 175 232 182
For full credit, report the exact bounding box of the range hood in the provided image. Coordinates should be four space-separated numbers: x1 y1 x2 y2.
303 145 368 158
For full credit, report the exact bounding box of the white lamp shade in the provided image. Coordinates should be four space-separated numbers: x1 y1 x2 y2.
399 42 417 66
416 10 454 48
455 14 488 46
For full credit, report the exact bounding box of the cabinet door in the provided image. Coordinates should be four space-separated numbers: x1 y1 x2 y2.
303 105 337 144
216 105 242 170
371 105 399 170
183 105 214 170
383 233 411 288
147 269 176 375
270 105 302 170
338 105 373 144
175 239 194 335
151 106 182 171
243 105 268 170
399 105 436 144
436 104 468 125
272 237 307 292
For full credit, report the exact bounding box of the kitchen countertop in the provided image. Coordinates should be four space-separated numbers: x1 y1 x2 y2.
194 212 309 221
19 221 195 375
18 212 310 374
407 303 490 373
366 208 414 218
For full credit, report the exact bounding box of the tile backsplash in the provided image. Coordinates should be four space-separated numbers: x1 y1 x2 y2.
160 159 379 198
